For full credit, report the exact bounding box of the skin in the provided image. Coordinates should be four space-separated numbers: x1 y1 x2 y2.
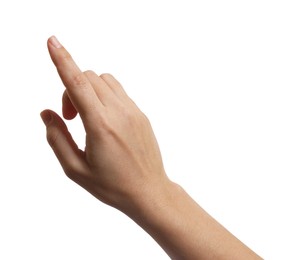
41 36 262 260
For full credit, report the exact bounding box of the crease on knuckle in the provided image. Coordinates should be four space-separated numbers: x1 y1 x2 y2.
72 72 88 89
46 128 60 149
58 52 73 67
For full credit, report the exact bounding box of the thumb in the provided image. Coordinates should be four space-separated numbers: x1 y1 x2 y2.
40 109 89 180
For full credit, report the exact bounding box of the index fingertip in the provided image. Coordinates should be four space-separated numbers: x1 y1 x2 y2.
48 35 62 49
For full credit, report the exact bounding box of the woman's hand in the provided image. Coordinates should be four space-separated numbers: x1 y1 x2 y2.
41 36 170 213
41 36 262 260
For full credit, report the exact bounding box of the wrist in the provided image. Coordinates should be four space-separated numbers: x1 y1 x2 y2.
117 173 178 221
122 178 192 258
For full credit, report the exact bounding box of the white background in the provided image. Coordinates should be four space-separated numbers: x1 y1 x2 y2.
0 1 292 259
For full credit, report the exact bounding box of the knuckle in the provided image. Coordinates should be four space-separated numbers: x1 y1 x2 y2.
121 107 134 120
120 107 145 127
100 73 113 80
84 70 96 77
72 72 88 88
62 162 86 182
63 167 77 180
46 128 59 149
60 51 73 64
46 129 79 180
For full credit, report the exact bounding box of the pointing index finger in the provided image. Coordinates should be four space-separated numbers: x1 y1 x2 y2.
47 36 103 119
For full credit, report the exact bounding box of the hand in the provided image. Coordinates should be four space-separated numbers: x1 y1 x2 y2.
41 36 262 260
41 36 170 212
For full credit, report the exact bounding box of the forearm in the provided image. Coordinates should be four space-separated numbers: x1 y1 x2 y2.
125 179 262 260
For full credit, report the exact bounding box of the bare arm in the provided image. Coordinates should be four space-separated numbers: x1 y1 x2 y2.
41 36 262 260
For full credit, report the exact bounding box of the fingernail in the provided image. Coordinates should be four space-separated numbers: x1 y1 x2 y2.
49 36 62 49
40 111 52 126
